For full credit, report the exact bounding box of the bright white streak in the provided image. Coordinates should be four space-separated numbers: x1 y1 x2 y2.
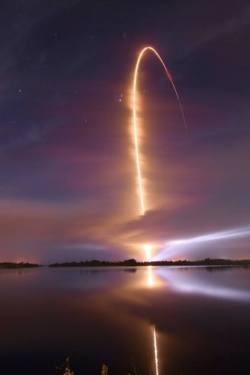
147 265 154 287
144 244 152 261
152 326 159 375
153 225 250 260
156 269 250 302
132 46 187 216
169 226 250 246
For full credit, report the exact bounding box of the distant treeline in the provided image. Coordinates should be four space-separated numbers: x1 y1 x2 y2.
148 258 250 267
49 258 250 268
50 259 138 267
2 259 250 269
0 262 40 269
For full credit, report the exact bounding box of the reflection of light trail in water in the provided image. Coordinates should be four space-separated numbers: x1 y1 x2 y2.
132 46 187 217
154 226 250 260
146 264 163 288
152 326 159 375
145 268 159 373
156 268 250 302
147 266 154 287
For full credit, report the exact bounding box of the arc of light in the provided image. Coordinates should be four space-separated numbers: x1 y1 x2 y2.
132 46 187 215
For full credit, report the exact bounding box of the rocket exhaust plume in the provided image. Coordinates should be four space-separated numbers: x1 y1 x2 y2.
131 46 187 216
131 46 187 259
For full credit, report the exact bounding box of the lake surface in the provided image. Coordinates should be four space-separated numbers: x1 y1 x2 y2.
1 266 250 374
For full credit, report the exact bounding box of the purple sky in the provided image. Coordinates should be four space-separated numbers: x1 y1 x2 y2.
1 0 250 262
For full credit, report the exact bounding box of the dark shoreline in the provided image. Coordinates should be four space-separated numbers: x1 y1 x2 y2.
48 258 250 268
1 258 250 269
0 262 40 269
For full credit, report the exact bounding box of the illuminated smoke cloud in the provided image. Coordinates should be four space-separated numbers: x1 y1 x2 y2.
153 226 250 260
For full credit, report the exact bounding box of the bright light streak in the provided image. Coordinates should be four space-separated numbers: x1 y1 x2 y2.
144 244 152 261
152 326 159 375
169 226 250 246
156 269 250 302
145 265 163 288
153 226 250 260
147 265 154 287
131 46 187 216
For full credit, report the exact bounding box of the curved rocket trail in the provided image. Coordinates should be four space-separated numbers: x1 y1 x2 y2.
132 46 187 216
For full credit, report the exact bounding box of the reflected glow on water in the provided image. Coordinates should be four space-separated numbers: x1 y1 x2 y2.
147 266 154 288
152 325 159 375
156 268 250 302
1 266 250 374
145 266 164 289
145 268 159 374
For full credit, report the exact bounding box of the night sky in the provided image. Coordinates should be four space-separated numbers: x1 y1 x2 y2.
1 0 250 262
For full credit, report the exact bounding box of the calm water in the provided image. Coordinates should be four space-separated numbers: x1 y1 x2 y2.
1 266 250 374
